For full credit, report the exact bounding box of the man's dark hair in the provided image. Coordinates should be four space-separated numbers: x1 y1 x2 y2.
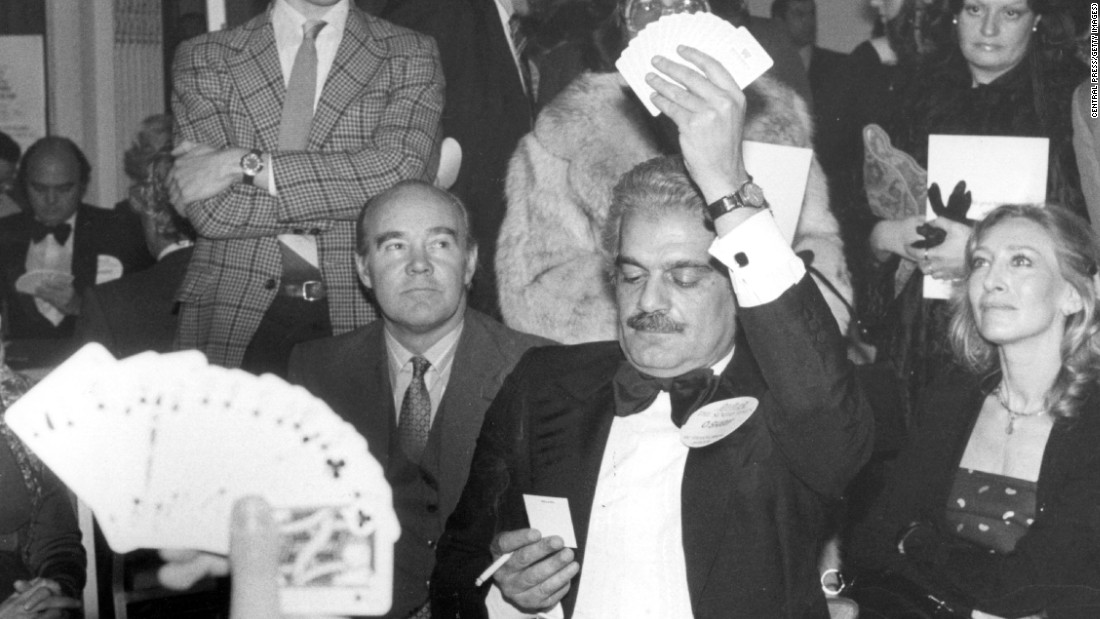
355 179 477 256
17 136 93 192
0 132 20 166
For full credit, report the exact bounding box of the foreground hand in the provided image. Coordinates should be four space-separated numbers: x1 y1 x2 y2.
159 497 347 619
169 141 247 214
34 281 79 315
492 528 579 613
0 578 80 619
646 46 747 203
870 215 926 263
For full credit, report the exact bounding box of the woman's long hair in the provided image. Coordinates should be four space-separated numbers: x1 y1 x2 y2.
950 204 1100 419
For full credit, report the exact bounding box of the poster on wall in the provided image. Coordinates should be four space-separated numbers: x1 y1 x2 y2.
0 35 47 153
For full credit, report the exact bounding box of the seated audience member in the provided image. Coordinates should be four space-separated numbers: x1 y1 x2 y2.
846 204 1100 618
0 331 85 615
496 0 850 345
77 152 196 357
288 181 550 619
432 48 872 618
1073 81 1100 232
0 137 152 341
0 132 20 219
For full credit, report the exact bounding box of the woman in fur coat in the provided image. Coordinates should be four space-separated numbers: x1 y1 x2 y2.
496 1 851 344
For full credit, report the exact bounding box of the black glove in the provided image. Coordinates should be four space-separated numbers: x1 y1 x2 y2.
911 223 947 249
928 181 973 224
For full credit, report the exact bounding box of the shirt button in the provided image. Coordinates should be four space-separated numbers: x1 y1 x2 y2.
264 278 277 290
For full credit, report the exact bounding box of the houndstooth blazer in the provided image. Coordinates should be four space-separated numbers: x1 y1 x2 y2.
171 5 444 368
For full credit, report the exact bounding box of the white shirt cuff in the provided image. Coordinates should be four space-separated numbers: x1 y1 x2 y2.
266 153 277 196
708 210 805 307
485 584 565 619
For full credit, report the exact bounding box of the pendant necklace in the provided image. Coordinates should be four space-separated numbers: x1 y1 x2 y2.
994 385 1046 435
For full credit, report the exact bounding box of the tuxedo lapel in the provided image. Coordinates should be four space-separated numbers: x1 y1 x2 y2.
682 334 769 603
353 327 393 467
71 206 96 290
227 12 284 152
309 9 382 149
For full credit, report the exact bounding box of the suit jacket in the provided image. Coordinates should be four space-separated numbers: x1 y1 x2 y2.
383 0 533 317
0 204 153 340
289 309 550 618
847 371 1100 618
171 5 444 367
432 277 874 618
76 246 194 358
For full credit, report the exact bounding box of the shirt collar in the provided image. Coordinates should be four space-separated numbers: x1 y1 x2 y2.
493 0 515 19
384 318 466 376
272 0 349 42
157 240 194 261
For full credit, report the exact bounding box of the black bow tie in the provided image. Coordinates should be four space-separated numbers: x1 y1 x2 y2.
30 220 72 245
612 362 720 428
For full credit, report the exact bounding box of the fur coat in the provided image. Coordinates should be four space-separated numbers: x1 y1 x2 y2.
496 71 851 343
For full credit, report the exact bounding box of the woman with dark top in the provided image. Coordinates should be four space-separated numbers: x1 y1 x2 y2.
0 337 84 617
847 204 1100 618
862 0 1086 426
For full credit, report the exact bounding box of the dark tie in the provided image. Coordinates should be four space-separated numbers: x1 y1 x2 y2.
30 221 72 245
279 19 326 150
398 356 432 462
612 362 720 428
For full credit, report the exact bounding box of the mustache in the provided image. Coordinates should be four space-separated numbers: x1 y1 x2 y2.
626 311 685 333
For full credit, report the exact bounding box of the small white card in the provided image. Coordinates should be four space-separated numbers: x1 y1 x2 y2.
924 134 1049 299
522 494 578 548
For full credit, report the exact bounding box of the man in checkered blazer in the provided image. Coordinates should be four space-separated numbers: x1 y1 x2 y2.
168 0 443 372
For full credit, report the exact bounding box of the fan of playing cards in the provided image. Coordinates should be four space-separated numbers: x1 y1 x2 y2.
615 12 774 116
4 343 399 616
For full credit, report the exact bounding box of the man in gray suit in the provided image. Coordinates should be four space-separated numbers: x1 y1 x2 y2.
288 180 549 619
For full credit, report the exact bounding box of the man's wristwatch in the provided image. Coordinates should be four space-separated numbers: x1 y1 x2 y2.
704 175 768 223
240 149 264 186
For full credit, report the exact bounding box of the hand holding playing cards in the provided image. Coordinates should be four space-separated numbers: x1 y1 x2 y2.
0 578 80 619
647 46 748 202
492 528 579 613
159 497 348 619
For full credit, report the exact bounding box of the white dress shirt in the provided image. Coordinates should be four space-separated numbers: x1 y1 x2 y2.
384 320 464 425
25 213 76 326
269 0 349 265
486 210 806 618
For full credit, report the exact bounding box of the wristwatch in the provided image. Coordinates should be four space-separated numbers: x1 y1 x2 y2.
240 149 264 186
704 175 768 223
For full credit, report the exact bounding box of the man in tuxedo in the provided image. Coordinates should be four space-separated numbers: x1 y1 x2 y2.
771 0 847 144
289 180 549 619
78 155 196 357
382 0 534 318
431 48 872 618
0 137 152 341
168 0 443 374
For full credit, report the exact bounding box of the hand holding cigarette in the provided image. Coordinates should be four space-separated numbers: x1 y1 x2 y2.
477 528 579 612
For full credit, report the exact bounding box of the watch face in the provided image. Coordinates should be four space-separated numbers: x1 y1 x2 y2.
739 182 766 208
241 152 263 176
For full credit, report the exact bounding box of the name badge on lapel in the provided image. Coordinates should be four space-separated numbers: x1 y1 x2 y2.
680 397 758 448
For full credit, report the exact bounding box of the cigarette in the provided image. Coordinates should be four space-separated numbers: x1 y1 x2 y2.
474 552 514 587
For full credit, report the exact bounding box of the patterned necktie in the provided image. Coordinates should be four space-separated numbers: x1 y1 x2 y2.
278 19 326 151
30 221 72 245
398 356 432 462
612 362 719 428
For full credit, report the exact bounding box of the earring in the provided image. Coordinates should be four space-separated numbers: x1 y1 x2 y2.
952 16 958 25
1032 23 1038 32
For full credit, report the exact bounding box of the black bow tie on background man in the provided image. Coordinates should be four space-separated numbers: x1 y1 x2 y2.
613 362 721 428
30 220 72 245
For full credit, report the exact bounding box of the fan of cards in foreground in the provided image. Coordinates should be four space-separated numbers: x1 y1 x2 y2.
616 11 774 116
4 343 399 617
